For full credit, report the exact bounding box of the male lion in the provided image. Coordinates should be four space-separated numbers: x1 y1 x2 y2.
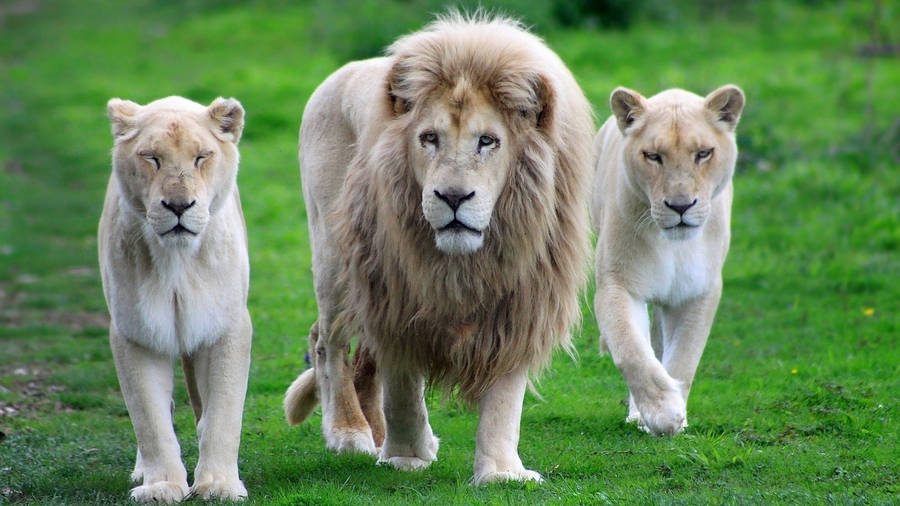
99 96 251 502
284 16 593 484
592 85 745 435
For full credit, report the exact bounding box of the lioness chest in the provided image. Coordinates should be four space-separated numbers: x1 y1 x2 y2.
624 234 720 307
103 216 248 357
111 253 242 356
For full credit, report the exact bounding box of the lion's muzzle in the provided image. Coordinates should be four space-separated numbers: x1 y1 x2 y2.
422 187 490 255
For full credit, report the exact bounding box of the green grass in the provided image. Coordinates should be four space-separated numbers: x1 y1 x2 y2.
1 1 898 504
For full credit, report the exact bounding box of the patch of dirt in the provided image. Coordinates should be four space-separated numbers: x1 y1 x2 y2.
2 160 23 176
0 307 109 329
0 0 40 24
0 365 72 419
0 274 108 329
46 310 109 329
64 266 95 277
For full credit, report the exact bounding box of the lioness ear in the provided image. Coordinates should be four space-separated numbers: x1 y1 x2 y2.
387 59 414 117
704 85 745 131
610 87 646 135
208 97 245 144
107 98 141 141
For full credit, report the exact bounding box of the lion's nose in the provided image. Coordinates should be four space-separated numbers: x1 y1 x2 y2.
434 189 475 211
161 199 196 217
664 199 697 216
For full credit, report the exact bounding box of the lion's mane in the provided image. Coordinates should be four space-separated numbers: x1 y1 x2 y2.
333 15 594 401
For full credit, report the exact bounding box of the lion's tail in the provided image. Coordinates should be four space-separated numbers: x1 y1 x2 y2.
284 367 319 426
284 321 321 426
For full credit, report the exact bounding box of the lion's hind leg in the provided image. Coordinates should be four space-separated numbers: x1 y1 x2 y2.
313 319 377 455
353 344 385 449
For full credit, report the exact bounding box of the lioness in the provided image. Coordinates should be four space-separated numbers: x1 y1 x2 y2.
592 85 745 435
284 16 593 484
99 96 251 502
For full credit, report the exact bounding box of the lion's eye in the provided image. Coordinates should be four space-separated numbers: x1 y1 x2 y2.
478 135 497 148
420 131 438 146
643 151 662 163
143 155 160 169
194 155 206 167
695 149 713 163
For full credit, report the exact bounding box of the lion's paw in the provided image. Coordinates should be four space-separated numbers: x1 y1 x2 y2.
325 428 377 456
190 477 248 501
129 481 189 504
377 455 435 471
377 433 439 471
472 468 543 486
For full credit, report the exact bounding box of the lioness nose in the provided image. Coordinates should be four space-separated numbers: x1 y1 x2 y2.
161 199 196 217
434 189 475 211
664 199 697 216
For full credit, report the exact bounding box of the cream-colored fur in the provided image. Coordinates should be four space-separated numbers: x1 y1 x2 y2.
99 96 251 503
285 15 593 484
592 85 745 435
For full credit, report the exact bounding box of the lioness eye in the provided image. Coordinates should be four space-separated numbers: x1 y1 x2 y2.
194 155 206 167
145 156 160 169
695 149 713 162
478 135 496 148
420 131 438 146
643 151 662 163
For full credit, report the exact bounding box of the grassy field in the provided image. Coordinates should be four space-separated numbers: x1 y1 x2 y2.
1 1 898 504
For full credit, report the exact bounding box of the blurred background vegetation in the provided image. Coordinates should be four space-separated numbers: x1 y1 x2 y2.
0 0 897 503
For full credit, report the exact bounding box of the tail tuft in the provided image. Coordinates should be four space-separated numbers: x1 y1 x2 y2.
284 368 319 426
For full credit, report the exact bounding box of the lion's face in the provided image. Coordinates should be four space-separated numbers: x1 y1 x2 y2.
612 86 744 241
411 90 513 255
108 97 244 248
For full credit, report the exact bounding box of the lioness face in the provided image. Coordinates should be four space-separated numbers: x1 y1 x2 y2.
412 90 512 255
108 97 243 248
612 86 744 241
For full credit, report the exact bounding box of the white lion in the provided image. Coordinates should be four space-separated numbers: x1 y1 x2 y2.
284 15 594 484
99 96 251 502
592 85 745 435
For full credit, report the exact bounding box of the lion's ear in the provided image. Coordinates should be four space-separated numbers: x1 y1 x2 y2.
704 85 744 131
610 87 646 135
387 60 414 116
107 98 141 141
494 72 555 131
208 97 245 144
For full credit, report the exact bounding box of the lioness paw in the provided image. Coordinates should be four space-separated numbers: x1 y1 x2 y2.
190 477 248 501
325 428 378 456
129 481 189 504
472 468 543 486
633 388 686 436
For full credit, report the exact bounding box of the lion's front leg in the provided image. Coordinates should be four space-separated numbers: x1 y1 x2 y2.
657 279 722 405
597 285 686 436
183 311 251 501
377 368 438 471
110 329 188 504
471 367 542 485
